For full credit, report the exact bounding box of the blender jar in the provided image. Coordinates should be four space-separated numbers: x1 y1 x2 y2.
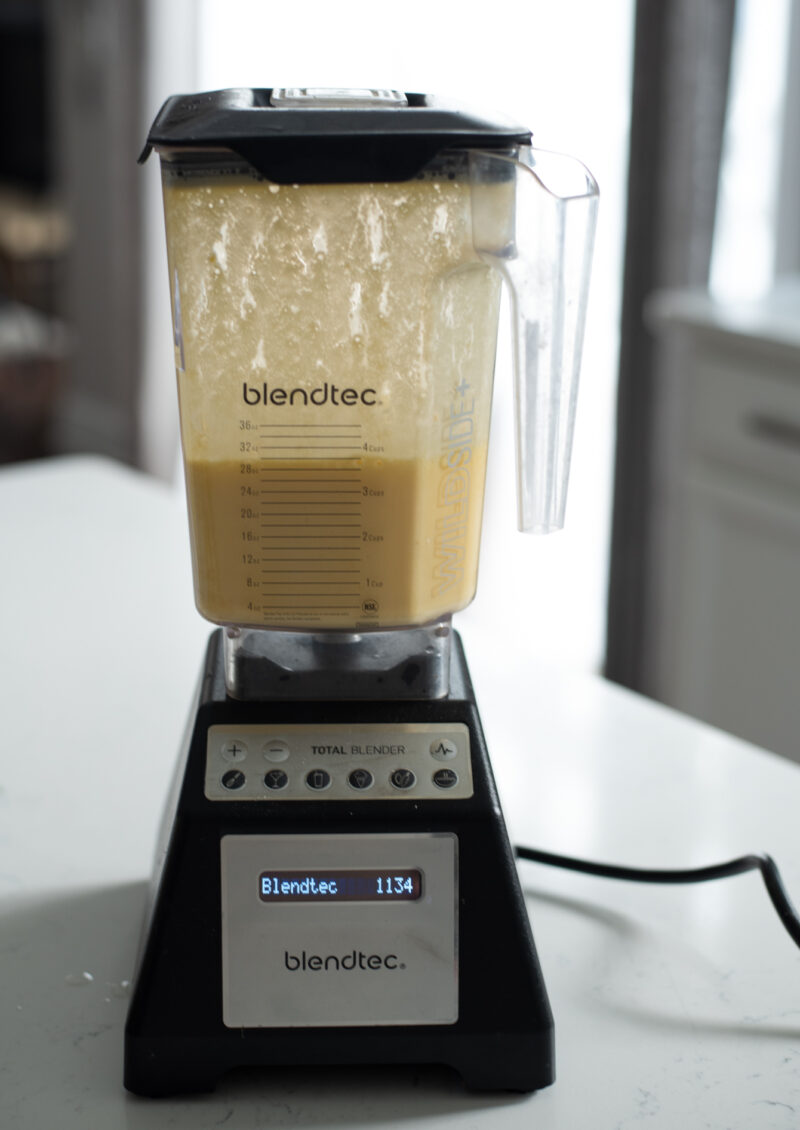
143 89 597 661
160 148 500 633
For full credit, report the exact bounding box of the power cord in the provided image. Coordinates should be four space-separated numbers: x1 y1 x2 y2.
515 845 800 951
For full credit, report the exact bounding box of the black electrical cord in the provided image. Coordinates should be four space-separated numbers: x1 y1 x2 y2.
515 845 800 951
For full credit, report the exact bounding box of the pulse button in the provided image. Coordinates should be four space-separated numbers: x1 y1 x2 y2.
430 738 458 762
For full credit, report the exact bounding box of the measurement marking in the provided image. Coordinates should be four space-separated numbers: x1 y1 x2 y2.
259 423 362 428
259 433 366 438
261 513 361 517
258 458 362 463
261 569 360 574
260 490 362 494
259 447 361 452
261 533 361 537
260 497 361 502
260 483 362 487
261 557 359 561
261 494 363 498
260 495 362 500
258 475 362 480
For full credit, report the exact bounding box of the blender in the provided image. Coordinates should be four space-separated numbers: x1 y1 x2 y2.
125 88 597 1096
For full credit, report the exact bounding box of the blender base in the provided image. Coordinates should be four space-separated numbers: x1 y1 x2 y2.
124 630 554 1097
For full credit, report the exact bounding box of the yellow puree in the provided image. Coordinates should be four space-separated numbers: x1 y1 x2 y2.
185 452 488 630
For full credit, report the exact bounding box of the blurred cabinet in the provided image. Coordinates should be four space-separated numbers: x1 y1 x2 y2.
647 283 800 762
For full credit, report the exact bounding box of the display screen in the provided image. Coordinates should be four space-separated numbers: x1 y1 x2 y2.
258 869 422 902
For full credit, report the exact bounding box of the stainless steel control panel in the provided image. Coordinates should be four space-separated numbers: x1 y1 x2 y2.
221 832 458 1028
205 722 473 801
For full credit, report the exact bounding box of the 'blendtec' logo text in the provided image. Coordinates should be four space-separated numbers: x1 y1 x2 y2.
243 382 377 407
284 950 405 972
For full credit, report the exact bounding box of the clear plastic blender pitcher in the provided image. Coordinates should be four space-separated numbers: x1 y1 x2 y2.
143 89 597 688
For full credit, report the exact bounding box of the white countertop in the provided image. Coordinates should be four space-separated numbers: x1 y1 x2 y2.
2 456 800 1128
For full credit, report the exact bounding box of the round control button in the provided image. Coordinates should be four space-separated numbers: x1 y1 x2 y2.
433 767 459 789
221 739 248 764
221 769 246 790
390 768 416 790
348 768 374 791
264 769 289 791
263 739 290 763
306 769 332 791
430 738 458 762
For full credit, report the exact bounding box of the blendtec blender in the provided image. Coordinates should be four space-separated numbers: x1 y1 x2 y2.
125 88 597 1096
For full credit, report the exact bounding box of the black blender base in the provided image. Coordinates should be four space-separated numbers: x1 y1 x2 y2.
124 631 554 1096
125 1035 552 1098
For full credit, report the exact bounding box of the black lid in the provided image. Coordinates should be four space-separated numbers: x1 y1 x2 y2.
140 88 532 183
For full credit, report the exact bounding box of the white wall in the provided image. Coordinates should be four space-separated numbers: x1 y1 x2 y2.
711 0 792 301
138 0 198 481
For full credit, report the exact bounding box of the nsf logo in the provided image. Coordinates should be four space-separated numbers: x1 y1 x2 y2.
361 599 379 614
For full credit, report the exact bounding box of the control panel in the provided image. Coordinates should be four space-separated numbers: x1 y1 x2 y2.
204 722 473 801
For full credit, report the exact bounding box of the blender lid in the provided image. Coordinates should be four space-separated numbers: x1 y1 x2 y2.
140 88 532 182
